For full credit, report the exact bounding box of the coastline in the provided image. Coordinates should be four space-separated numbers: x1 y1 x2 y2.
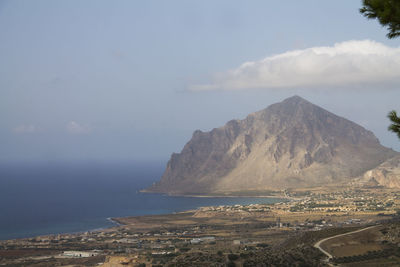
106 217 123 226
0 219 121 242
3 186 398 267
165 194 295 201
1 194 286 241
140 189 291 199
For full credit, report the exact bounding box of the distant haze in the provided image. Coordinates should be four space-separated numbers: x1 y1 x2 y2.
0 1 399 163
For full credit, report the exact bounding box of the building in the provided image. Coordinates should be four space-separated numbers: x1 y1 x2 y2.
63 251 98 258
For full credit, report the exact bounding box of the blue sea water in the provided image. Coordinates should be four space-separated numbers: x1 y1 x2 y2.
0 161 284 240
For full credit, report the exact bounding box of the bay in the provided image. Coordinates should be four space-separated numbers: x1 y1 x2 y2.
0 161 284 240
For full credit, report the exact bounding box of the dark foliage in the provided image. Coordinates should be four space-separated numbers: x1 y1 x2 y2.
360 0 400 39
388 110 400 140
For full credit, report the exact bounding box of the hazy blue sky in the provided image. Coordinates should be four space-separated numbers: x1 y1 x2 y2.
1 0 400 162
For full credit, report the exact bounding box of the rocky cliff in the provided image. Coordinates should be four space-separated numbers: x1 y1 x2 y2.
147 96 397 195
361 155 400 188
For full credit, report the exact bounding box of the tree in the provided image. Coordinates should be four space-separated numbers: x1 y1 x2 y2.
388 111 400 139
360 0 400 39
360 1 400 140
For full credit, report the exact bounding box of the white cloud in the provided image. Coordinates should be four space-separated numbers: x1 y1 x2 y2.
13 124 41 134
66 121 91 135
190 40 400 91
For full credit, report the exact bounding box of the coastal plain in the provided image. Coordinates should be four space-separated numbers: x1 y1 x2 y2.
2 186 400 266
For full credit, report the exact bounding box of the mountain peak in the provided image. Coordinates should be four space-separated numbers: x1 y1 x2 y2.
283 95 307 103
279 95 314 109
255 95 323 123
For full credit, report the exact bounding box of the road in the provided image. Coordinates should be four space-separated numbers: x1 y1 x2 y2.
313 225 379 265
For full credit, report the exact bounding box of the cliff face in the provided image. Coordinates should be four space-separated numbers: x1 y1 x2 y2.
148 96 397 195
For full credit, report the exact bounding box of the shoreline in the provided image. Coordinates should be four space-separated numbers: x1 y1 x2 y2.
0 219 121 242
106 217 123 226
1 195 287 242
3 187 398 266
165 194 288 198
140 189 291 199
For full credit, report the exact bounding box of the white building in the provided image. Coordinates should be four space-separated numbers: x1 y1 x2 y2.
62 251 98 258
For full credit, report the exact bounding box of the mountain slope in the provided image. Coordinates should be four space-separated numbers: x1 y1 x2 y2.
147 96 397 195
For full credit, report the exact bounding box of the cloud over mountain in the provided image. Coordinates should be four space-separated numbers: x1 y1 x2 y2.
190 40 400 91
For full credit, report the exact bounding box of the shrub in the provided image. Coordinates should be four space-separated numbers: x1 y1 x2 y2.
228 254 239 261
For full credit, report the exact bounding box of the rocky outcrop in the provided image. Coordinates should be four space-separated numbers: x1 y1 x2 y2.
147 96 398 195
362 156 400 188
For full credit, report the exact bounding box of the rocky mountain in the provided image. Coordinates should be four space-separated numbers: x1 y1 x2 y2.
361 155 400 188
147 96 398 195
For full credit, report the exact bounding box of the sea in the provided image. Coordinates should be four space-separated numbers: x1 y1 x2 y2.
0 161 284 240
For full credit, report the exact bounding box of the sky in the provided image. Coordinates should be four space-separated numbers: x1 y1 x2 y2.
1 0 400 163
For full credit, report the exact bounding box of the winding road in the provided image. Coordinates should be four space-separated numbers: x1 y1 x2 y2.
313 225 379 264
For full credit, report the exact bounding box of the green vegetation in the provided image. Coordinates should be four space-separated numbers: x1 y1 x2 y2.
242 245 324 267
333 247 400 264
360 1 400 139
360 0 400 39
227 253 239 261
388 110 400 140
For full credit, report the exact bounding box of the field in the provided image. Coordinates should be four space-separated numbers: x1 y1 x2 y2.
320 226 386 257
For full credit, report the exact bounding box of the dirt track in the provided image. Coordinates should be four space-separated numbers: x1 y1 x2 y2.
314 225 379 260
